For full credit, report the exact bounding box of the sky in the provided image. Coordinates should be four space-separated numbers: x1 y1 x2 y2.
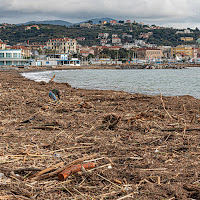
0 0 199 29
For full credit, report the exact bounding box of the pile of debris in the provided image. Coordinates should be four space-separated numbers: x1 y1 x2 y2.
0 70 200 199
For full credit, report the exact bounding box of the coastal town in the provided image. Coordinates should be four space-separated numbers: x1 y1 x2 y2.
0 18 200 200
1 19 200 68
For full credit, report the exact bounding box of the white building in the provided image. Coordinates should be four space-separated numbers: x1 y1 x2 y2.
31 54 80 67
176 29 193 34
134 40 146 46
0 49 30 66
112 37 122 44
98 33 109 39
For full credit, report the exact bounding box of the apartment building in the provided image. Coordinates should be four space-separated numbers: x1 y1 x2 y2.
170 45 194 59
136 47 163 60
11 45 32 58
46 38 77 54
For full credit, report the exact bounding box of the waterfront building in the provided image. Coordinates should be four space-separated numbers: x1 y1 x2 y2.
46 38 77 55
31 54 80 67
170 45 194 59
0 49 30 66
135 47 163 60
11 45 32 58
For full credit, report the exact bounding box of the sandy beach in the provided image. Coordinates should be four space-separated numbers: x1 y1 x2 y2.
0 68 200 199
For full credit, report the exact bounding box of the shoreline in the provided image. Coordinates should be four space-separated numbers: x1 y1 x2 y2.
20 66 200 100
0 69 200 199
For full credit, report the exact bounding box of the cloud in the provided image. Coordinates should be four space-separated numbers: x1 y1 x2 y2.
0 0 199 28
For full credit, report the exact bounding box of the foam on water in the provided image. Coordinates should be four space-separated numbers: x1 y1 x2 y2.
22 71 54 82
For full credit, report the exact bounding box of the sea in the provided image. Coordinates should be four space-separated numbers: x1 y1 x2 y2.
22 67 200 99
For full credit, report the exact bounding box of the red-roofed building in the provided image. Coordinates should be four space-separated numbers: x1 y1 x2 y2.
109 46 122 51
109 20 117 25
125 20 132 24
112 37 122 45
11 45 32 58
80 49 95 57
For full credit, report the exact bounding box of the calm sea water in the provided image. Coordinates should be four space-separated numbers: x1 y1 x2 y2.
22 67 200 99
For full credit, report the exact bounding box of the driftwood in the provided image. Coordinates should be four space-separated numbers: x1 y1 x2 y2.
32 154 97 180
29 162 64 179
1 70 200 199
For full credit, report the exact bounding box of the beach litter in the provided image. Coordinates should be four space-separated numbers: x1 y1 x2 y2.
0 70 200 199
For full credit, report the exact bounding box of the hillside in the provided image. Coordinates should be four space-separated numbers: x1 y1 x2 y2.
0 22 199 47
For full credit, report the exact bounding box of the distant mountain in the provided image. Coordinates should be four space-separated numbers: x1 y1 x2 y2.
76 17 115 24
18 20 73 27
17 18 116 26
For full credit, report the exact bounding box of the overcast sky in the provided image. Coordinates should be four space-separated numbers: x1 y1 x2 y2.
0 0 199 29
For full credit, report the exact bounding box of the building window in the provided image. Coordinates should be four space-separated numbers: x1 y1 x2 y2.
6 61 12 65
0 53 4 58
0 61 4 65
14 61 18 65
6 53 12 58
13 53 18 58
